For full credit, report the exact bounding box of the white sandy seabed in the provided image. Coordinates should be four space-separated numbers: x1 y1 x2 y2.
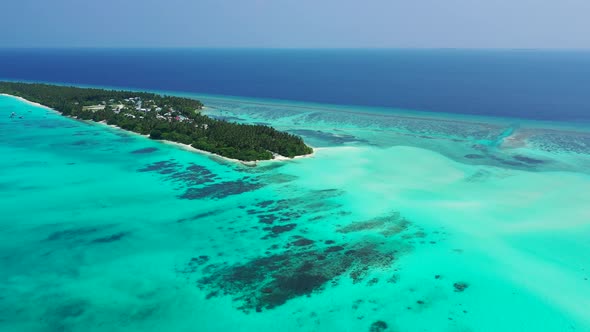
289 144 590 331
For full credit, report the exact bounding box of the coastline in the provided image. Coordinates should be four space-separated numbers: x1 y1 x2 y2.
1 93 53 111
6 79 590 133
1 93 315 166
94 122 316 166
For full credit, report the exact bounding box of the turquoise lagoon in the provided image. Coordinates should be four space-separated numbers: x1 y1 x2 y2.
1 93 590 332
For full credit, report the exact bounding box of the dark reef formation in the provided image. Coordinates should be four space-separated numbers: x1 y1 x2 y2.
453 282 469 292
369 320 389 332
196 240 403 312
337 213 410 237
137 159 265 200
130 147 159 154
176 207 425 313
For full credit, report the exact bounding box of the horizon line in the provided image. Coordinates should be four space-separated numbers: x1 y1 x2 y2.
1 46 590 51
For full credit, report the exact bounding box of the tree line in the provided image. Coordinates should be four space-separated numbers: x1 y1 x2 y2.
0 82 313 161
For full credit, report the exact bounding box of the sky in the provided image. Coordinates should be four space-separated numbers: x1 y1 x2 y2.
1 0 589 48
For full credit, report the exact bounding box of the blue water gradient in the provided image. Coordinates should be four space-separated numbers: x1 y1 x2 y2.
2 50 590 331
2 88 590 331
1 48 589 121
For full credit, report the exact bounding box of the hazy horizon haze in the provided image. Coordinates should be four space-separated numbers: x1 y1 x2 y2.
1 0 589 49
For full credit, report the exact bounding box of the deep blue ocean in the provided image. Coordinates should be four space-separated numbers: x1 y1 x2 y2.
1 48 589 121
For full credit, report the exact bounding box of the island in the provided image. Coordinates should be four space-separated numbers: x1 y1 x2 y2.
0 82 313 161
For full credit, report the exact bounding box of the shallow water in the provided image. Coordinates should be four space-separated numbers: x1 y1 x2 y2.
1 94 590 332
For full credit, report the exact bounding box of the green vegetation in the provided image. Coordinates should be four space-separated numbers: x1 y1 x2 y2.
0 82 313 161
